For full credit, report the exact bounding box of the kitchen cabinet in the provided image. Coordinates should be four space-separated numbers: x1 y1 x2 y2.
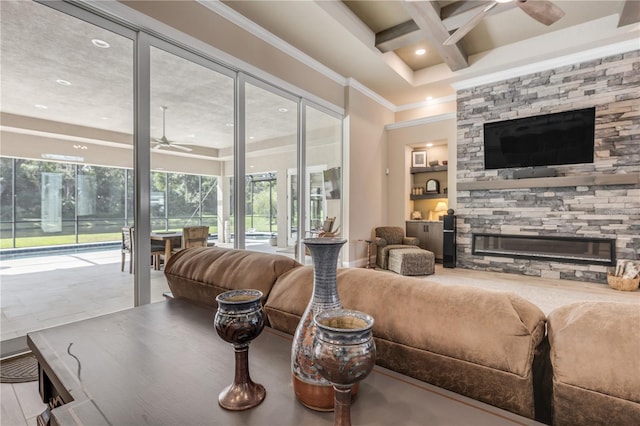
406 220 443 261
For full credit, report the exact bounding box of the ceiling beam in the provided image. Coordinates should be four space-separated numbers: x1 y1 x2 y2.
401 0 468 71
618 0 640 27
375 20 423 53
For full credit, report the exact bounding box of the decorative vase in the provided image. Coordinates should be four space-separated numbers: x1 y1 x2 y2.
292 237 347 411
313 309 376 426
214 289 266 411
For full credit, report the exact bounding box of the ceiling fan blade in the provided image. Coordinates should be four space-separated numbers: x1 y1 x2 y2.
169 144 193 152
443 1 498 46
517 0 565 26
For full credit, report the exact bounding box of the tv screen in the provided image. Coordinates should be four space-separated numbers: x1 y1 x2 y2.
323 167 341 200
483 107 595 170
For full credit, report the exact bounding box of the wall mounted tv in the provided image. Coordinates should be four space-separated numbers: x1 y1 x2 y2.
483 107 595 170
323 167 341 200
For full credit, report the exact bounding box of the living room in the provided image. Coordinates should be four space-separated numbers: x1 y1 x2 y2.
1 1 639 425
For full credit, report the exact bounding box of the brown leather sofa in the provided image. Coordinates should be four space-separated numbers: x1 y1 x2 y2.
163 246 638 424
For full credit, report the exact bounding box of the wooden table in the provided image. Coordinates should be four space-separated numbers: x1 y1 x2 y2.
28 299 541 426
150 231 182 264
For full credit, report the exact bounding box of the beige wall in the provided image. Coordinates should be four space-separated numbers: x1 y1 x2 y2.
344 86 394 266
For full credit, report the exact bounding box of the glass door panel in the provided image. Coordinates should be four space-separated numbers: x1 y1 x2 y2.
304 105 343 262
243 81 297 254
149 46 234 260
0 0 134 356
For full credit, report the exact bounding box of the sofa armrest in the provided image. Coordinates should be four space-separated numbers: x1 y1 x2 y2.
375 237 387 247
403 237 419 246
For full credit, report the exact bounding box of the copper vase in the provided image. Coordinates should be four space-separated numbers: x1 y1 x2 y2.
313 309 376 426
291 237 347 411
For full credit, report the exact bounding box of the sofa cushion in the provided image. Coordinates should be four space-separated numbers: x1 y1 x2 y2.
164 246 301 309
547 302 640 425
266 266 545 377
265 266 546 419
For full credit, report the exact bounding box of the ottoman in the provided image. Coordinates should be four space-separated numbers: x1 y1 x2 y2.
388 248 434 276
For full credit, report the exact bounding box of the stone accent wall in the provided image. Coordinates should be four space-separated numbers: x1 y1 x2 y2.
456 50 640 283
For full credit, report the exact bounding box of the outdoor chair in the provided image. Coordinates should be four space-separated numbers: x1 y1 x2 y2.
172 226 210 254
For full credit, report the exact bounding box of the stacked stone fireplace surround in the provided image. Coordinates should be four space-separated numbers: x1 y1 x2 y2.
456 50 639 284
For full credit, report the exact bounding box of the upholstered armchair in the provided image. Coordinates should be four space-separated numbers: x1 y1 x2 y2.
374 226 419 269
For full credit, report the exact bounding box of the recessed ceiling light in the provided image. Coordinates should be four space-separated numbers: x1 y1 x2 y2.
426 96 433 101
278 107 288 113
225 123 234 127
415 48 426 56
56 79 71 86
73 145 88 150
426 143 434 147
248 136 255 140
249 165 255 168
100 116 109 120
91 39 110 48
34 104 48 109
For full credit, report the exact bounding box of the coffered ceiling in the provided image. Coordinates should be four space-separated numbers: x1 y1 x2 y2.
222 0 639 105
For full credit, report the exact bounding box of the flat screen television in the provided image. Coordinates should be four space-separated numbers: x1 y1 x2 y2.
483 107 595 170
323 167 341 200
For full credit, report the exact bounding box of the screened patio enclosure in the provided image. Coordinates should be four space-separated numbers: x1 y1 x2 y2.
0 0 343 358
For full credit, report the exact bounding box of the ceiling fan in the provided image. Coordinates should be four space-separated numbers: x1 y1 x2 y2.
443 0 565 46
152 106 193 152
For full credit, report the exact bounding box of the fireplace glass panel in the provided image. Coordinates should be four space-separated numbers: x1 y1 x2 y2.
472 234 615 265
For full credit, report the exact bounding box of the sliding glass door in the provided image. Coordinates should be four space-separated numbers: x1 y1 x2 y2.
0 0 135 355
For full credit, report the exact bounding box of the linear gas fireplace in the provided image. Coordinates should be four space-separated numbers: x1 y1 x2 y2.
472 234 616 266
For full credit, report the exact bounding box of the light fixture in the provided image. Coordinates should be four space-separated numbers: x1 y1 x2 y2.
56 79 71 86
34 104 48 109
426 143 433 147
248 136 255 140
415 48 426 55
426 96 433 101
188 134 196 138
91 39 110 48
100 116 109 120
278 107 288 113
225 123 234 127
73 145 88 150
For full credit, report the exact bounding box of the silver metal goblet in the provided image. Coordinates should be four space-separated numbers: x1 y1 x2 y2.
313 309 376 426
214 289 266 411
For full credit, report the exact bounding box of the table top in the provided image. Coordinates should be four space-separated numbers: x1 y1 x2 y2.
28 299 540 426
150 231 182 239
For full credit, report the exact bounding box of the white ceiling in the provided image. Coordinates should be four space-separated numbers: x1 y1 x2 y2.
1 0 638 158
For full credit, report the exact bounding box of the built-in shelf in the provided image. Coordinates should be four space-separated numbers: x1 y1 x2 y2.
411 165 448 174
410 193 447 200
457 173 640 191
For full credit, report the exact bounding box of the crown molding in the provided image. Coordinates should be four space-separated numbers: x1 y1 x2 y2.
396 95 457 112
452 39 640 91
346 78 396 111
198 0 346 86
385 112 456 130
